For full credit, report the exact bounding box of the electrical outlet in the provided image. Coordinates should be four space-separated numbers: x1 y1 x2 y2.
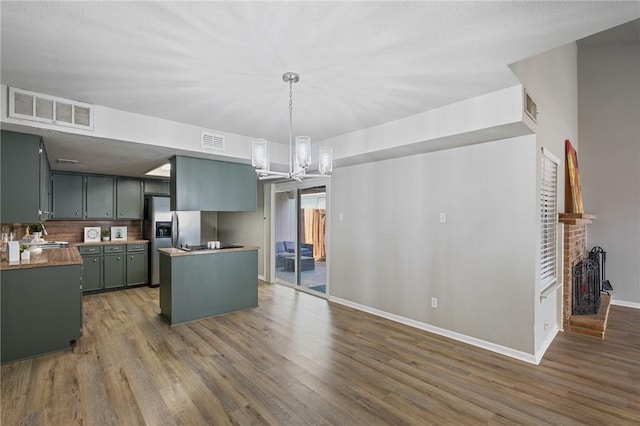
544 320 549 330
431 297 438 308
339 213 344 221
439 212 446 223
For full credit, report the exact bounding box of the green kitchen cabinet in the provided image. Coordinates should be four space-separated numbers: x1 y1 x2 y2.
86 175 115 219
103 244 125 289
1 264 82 364
52 173 84 219
170 156 257 212
103 252 125 289
143 179 170 196
80 253 102 292
126 243 148 286
116 178 143 219
0 130 49 223
81 255 102 292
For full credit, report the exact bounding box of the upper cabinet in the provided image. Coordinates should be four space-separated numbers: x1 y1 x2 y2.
86 175 115 219
51 173 142 220
170 156 257 212
52 173 84 219
143 179 170 196
0 130 50 223
116 178 143 219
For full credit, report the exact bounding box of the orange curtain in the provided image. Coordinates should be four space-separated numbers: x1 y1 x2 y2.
301 208 326 260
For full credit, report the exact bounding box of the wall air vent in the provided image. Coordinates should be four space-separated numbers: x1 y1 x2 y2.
8 87 94 130
524 89 538 124
201 131 225 151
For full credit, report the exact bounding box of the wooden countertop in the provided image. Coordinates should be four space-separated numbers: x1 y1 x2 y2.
75 239 149 247
158 245 259 257
1 246 83 271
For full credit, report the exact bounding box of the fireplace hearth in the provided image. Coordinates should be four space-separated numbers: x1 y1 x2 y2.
572 258 600 315
559 213 612 339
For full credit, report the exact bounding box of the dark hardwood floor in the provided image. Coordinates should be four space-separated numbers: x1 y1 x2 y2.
2 282 639 425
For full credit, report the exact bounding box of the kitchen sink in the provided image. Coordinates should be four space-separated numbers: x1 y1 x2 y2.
35 242 71 249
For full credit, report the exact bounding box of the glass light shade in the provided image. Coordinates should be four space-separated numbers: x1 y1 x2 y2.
295 136 311 170
318 146 333 175
251 138 269 171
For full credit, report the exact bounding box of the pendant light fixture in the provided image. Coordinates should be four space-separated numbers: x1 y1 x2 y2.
252 72 333 180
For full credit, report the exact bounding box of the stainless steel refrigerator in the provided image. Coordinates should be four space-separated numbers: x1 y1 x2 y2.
144 196 217 286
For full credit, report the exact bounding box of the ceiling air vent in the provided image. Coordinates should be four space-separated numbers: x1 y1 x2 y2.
201 131 225 151
8 87 94 130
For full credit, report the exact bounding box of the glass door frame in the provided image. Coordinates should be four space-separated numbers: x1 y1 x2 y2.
269 178 330 298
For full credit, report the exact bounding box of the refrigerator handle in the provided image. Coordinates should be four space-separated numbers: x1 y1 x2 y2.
172 212 179 248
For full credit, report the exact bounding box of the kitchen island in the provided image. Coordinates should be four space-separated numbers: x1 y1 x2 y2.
1 246 83 364
158 245 259 325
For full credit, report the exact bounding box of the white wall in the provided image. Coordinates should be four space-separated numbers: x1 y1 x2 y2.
510 42 579 353
578 45 640 306
331 136 538 353
327 42 579 359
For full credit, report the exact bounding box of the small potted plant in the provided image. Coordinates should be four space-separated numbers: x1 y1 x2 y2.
101 229 110 241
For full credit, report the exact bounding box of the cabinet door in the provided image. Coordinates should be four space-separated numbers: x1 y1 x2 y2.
143 179 170 195
82 255 102 292
0 131 41 223
52 173 84 219
86 175 114 219
39 142 52 221
126 252 147 285
116 178 142 219
171 156 257 212
103 254 125 288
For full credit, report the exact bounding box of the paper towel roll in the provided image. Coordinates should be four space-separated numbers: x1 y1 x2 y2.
8 241 19 262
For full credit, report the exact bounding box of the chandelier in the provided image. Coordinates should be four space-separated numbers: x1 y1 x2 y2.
251 72 333 180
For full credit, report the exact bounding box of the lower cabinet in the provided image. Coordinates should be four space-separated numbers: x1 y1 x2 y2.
104 252 125 289
80 243 148 293
82 255 102 291
126 243 148 286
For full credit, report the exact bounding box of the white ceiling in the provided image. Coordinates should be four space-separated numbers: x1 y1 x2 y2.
1 1 639 177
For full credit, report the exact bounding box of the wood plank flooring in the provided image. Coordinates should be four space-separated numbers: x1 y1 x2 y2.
2 282 639 425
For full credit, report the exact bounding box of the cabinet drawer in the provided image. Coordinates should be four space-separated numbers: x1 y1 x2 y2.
127 243 147 252
78 245 103 255
103 244 125 253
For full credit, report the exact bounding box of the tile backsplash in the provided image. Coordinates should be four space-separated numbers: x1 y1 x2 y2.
1 220 143 243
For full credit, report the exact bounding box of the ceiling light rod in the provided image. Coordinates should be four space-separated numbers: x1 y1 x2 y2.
252 72 333 181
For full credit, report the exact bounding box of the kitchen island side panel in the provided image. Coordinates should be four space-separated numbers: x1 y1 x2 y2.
159 253 173 323
1 264 82 364
160 249 258 325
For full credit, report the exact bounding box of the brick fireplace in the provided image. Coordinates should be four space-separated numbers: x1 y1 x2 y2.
559 213 611 338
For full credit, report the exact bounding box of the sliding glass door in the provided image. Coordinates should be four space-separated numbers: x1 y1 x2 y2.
274 189 297 285
272 180 328 296
299 186 326 294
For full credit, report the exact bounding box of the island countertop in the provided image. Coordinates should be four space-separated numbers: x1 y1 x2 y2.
158 245 259 257
0 246 83 271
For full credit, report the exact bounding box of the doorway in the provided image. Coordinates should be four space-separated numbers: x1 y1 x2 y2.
272 180 328 296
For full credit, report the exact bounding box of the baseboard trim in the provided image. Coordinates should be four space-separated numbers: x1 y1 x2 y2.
535 326 559 365
329 296 540 365
611 299 640 309
258 274 265 281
